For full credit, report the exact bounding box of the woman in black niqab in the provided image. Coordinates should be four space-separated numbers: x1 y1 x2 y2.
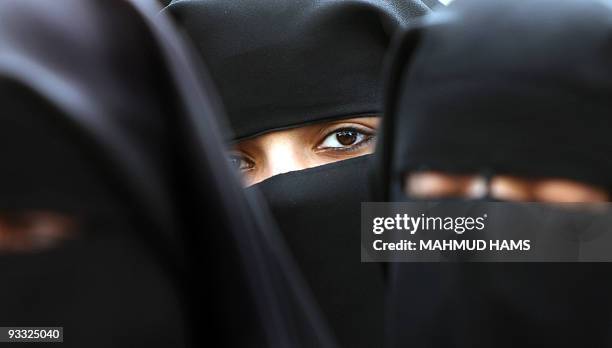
0 0 334 347
377 0 612 347
163 2 432 347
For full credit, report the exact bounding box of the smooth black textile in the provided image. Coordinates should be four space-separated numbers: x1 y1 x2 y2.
384 0 612 196
378 0 612 347
164 0 430 140
0 1 335 347
250 156 386 348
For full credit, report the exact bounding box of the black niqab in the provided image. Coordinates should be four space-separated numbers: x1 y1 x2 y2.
379 1 612 347
164 1 435 346
165 1 432 347
249 156 384 348
0 0 335 347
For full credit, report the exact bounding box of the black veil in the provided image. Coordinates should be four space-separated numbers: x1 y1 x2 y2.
377 0 612 347
0 0 334 346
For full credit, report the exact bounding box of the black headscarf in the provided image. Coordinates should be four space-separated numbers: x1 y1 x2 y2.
0 0 335 347
379 0 612 346
164 0 431 140
380 0 612 199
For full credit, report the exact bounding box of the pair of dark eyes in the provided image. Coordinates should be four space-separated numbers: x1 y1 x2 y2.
229 127 374 171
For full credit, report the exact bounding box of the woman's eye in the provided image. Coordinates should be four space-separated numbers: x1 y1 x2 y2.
318 128 372 150
0 211 77 254
228 154 253 171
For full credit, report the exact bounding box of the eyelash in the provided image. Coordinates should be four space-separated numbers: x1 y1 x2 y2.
317 126 376 152
228 153 255 171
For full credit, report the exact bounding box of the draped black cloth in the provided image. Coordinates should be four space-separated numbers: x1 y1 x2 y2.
249 156 385 348
0 0 334 347
164 0 431 140
379 0 612 346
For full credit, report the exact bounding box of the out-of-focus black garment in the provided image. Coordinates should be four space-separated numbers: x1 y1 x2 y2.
164 0 431 140
0 0 335 347
378 0 612 347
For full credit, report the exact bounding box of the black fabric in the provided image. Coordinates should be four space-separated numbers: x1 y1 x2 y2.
0 84 189 347
249 155 385 348
386 263 612 348
379 0 612 347
164 0 430 140
386 0 612 194
0 1 335 347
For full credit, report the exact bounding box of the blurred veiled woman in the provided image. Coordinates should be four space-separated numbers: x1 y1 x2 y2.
0 0 334 347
